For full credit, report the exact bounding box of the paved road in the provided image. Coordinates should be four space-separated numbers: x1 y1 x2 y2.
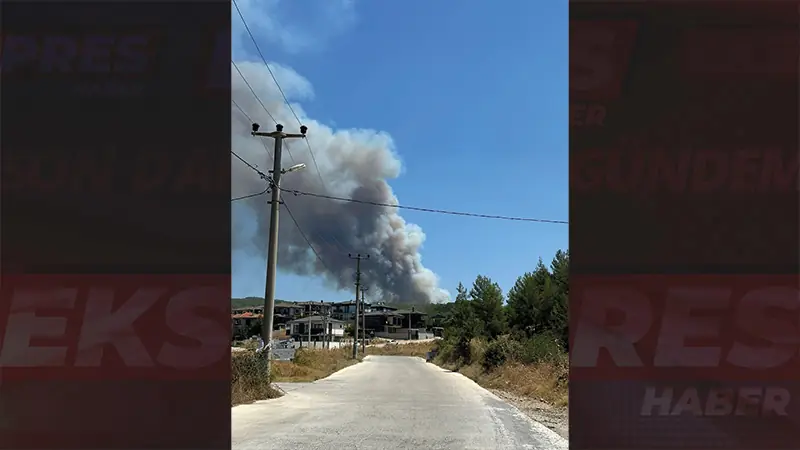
232 356 567 450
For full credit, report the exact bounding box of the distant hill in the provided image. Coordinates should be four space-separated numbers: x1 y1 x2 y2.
232 297 265 309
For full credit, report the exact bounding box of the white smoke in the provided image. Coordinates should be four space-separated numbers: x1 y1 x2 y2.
231 61 450 303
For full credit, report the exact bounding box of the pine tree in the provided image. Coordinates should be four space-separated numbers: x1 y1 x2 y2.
445 282 482 360
469 275 506 339
549 250 569 349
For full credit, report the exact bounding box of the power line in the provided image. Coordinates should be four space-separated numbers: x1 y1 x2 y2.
231 150 266 179
231 60 295 163
232 0 326 190
231 60 277 125
282 199 334 274
232 100 274 160
280 188 569 224
233 151 567 224
232 99 253 123
234 100 344 259
232 120 336 273
232 185 269 202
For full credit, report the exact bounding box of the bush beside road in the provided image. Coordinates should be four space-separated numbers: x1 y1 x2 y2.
231 346 362 406
231 351 282 406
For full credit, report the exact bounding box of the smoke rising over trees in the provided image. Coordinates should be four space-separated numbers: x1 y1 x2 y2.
232 61 449 303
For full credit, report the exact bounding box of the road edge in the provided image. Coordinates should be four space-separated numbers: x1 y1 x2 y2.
423 361 569 446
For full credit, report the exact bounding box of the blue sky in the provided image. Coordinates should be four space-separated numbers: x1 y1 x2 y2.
231 0 568 302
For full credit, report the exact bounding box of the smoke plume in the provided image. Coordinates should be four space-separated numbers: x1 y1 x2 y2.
231 61 449 303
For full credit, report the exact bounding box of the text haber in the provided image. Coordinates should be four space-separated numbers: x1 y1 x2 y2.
571 285 800 370
0 286 229 369
642 386 790 417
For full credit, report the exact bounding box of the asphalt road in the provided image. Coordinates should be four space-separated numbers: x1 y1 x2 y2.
232 356 567 450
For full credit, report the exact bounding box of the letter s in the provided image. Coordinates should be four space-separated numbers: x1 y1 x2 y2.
728 286 797 369
115 35 149 73
158 286 229 369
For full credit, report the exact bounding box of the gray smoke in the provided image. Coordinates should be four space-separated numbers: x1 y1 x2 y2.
232 61 450 303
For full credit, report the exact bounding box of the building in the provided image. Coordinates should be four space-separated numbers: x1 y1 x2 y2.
287 315 346 342
371 302 397 313
364 311 404 336
363 307 428 340
396 308 427 329
331 300 371 322
233 306 264 315
232 311 263 340
231 300 340 339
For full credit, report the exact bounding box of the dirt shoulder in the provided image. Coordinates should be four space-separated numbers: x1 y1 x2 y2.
488 388 568 440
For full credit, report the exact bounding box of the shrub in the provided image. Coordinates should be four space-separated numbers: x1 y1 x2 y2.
518 332 565 365
483 336 523 370
468 338 488 366
231 351 280 406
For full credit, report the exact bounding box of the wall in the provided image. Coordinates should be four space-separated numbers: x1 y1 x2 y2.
374 329 421 340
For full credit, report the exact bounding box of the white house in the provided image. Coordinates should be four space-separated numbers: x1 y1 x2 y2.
287 315 346 342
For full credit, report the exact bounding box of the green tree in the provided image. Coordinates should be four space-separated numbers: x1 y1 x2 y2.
448 283 481 339
549 250 569 349
505 254 568 343
455 282 468 302
444 282 482 361
506 271 538 334
469 275 506 339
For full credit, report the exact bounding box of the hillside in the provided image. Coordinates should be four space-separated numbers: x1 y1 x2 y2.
232 297 266 309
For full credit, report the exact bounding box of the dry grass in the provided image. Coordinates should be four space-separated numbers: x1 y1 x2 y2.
365 341 437 358
476 362 568 407
272 346 360 382
231 351 282 406
434 337 569 408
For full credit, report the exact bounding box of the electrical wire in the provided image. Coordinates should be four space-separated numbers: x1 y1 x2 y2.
233 100 274 160
232 0 326 189
232 99 253 123
232 185 269 202
232 151 568 224
233 108 345 259
232 104 339 270
282 200 334 274
231 150 266 179
231 60 295 163
231 60 277 125
281 188 569 224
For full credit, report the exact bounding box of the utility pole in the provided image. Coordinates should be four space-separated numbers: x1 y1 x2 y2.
348 253 369 358
321 301 328 349
251 122 307 374
360 286 369 353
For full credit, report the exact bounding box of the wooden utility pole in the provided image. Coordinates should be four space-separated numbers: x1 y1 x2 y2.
348 253 369 358
250 122 307 374
360 286 369 353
